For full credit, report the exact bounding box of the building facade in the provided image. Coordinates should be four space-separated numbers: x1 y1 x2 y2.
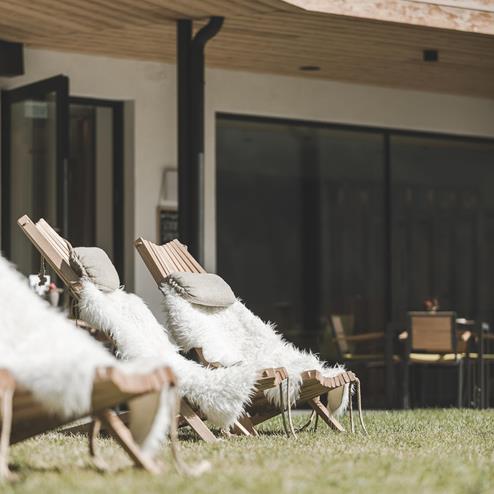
1 0 494 406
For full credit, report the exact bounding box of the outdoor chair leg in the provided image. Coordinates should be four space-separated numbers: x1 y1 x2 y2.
88 417 109 471
0 388 14 481
402 362 410 409
465 359 471 407
179 399 217 443
308 397 345 432
420 366 427 407
487 362 491 409
96 409 161 474
231 421 252 436
458 360 464 408
231 416 258 437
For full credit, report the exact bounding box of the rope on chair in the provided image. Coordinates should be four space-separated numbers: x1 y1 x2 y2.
38 257 47 286
313 412 319 432
296 410 316 433
348 383 355 433
355 378 368 435
168 385 211 476
0 388 14 482
279 377 297 438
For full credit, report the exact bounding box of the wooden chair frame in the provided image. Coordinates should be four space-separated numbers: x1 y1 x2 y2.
1 366 175 480
403 311 464 408
135 237 361 434
330 315 404 408
17 215 216 443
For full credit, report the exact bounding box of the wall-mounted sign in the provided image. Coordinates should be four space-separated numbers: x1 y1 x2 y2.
157 206 178 245
157 167 178 244
24 100 48 119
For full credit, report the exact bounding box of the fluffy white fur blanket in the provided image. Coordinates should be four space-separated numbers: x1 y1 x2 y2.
0 255 171 456
160 286 349 415
78 281 258 429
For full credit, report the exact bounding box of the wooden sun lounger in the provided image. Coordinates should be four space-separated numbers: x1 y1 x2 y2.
0 366 175 480
135 237 355 433
17 215 216 444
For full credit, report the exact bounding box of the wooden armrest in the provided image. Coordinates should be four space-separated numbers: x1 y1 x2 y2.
334 332 385 343
193 348 223 368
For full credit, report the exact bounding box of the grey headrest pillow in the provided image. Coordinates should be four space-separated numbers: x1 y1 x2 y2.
69 246 120 293
164 272 236 307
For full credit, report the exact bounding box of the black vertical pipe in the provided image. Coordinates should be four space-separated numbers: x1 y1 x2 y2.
177 20 193 251
177 17 223 262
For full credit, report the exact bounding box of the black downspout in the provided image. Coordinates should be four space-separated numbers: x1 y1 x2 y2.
177 16 224 263
177 19 192 255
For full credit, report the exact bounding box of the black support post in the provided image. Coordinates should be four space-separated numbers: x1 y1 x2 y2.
177 17 223 263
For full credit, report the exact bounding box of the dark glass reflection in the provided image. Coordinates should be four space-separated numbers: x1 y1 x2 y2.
217 116 386 350
391 135 494 324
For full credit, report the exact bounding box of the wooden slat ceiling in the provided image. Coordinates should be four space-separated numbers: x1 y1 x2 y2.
0 0 493 99
285 1 494 35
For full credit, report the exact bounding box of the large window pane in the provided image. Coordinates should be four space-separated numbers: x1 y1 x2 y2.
9 94 58 275
217 118 304 344
391 135 494 324
217 116 385 349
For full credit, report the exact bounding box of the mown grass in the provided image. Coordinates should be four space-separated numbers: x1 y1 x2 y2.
5 409 494 494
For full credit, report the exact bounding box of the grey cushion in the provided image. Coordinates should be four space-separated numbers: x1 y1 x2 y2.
69 247 120 293
165 272 235 307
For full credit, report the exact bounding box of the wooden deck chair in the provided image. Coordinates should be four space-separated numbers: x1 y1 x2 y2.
0 366 175 480
135 237 365 434
17 215 216 444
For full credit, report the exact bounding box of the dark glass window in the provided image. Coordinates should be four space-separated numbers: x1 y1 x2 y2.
391 135 494 323
217 116 386 349
217 115 494 342
217 115 494 407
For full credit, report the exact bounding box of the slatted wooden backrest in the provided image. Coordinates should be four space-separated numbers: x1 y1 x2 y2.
330 315 355 355
408 311 456 353
135 237 206 284
17 215 82 298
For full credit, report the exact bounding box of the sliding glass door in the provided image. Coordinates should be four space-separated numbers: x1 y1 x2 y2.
216 114 494 350
68 98 124 278
1 76 69 275
390 135 494 324
216 116 386 349
1 78 125 280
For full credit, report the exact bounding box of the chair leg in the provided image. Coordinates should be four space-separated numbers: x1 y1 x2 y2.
465 359 471 407
402 362 410 409
88 418 109 471
0 388 14 482
458 360 464 408
96 409 161 474
179 399 217 443
231 421 251 437
231 416 258 437
308 397 345 432
420 366 427 407
487 361 491 409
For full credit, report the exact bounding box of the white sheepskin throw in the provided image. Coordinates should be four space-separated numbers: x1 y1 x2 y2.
160 285 349 415
0 255 171 456
78 281 258 429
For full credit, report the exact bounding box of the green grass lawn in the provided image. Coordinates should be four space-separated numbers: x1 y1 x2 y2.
5 409 494 494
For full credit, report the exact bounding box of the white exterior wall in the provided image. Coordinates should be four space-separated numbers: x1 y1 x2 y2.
1 48 494 319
